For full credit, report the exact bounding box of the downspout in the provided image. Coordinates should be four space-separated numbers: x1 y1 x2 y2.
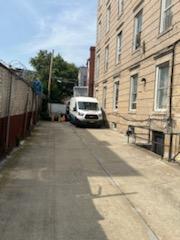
168 40 180 161
5 70 13 151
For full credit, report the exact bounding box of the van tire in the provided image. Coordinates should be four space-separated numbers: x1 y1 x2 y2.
74 118 80 127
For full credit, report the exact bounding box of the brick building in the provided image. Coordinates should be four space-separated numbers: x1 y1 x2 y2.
95 0 180 160
87 46 96 97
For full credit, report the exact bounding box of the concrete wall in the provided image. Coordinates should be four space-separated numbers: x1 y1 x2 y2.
95 0 180 159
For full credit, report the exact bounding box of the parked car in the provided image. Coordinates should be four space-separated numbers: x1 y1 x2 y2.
69 97 103 127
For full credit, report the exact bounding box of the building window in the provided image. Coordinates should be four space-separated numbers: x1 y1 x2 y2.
130 74 138 110
106 5 111 33
160 0 172 33
155 63 169 111
97 21 102 42
116 32 122 64
118 0 124 15
96 55 100 80
112 122 117 129
105 46 109 72
113 80 120 110
103 86 107 109
133 10 143 50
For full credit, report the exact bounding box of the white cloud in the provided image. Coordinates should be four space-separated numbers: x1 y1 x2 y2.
18 0 97 66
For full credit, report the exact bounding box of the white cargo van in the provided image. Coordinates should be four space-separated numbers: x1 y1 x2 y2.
69 97 103 127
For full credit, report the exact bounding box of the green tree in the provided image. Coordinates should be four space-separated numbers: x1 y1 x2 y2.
30 50 78 102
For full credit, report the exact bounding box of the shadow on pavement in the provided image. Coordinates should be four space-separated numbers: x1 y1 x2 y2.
0 122 140 240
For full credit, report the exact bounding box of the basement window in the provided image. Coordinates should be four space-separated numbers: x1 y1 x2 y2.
112 122 117 129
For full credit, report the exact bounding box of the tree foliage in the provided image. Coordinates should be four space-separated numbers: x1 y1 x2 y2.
30 50 78 103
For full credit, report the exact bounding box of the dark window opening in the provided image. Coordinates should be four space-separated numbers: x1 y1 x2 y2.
152 131 164 157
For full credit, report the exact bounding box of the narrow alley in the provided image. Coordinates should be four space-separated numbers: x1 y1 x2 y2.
0 122 180 240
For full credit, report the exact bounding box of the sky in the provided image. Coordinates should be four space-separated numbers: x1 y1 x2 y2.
0 0 97 69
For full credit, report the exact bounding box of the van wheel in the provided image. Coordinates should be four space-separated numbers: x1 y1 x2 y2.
74 118 79 127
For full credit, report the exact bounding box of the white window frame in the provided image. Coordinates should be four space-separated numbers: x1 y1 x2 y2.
118 0 124 16
103 85 107 109
106 5 111 33
116 31 122 64
160 0 172 33
113 80 120 111
130 74 138 111
133 10 143 50
104 46 109 72
155 62 169 111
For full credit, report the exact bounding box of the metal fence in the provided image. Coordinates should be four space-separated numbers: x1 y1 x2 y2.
127 125 180 161
0 63 41 156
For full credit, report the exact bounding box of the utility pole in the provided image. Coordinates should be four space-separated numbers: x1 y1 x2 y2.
48 49 54 100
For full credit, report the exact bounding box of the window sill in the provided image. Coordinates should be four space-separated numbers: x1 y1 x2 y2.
128 110 137 114
132 47 141 55
158 26 173 39
113 109 118 113
115 61 121 66
96 45 101 52
151 110 167 115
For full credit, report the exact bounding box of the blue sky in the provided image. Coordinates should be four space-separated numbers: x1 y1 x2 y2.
0 0 97 69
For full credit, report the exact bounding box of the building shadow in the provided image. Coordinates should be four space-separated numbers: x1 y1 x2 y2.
0 122 140 240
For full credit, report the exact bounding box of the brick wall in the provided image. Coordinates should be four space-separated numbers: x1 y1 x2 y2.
87 46 96 97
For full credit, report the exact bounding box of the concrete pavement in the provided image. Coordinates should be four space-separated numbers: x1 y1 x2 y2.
0 122 180 240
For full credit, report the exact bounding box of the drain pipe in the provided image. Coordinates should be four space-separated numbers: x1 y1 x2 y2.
5 69 13 151
168 40 180 161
